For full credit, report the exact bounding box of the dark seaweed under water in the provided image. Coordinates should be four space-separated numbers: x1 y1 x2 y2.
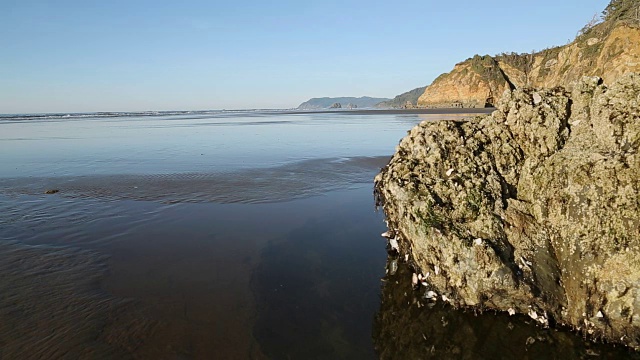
0 109 635 359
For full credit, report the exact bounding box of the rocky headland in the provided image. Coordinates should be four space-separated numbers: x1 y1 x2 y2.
376 86 427 109
375 0 640 349
297 96 389 109
377 1 640 109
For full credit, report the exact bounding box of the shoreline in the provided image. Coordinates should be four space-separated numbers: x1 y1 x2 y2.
1 107 495 121
285 107 495 116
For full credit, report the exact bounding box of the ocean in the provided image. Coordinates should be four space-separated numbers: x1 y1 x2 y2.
0 109 633 359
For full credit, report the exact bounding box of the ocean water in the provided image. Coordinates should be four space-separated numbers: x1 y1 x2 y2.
1 109 634 359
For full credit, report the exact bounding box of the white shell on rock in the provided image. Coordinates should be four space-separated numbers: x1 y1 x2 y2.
425 291 438 300
446 168 454 177
389 259 398 275
412 273 418 286
389 238 399 251
533 92 543 105
381 231 391 238
528 309 538 320
508 308 516 316
474 238 483 246
434 266 440 275
596 311 604 318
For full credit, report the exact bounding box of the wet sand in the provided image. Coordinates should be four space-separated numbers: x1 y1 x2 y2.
0 241 153 359
0 168 387 359
101 204 273 359
0 156 389 204
0 109 454 358
282 108 495 116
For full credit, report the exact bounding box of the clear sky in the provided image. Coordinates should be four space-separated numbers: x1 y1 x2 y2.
1 0 609 113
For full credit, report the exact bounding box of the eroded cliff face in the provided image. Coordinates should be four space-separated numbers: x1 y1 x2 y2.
417 55 512 108
375 74 640 348
504 24 640 89
416 24 640 109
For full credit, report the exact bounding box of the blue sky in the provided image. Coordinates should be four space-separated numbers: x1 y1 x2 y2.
1 0 609 113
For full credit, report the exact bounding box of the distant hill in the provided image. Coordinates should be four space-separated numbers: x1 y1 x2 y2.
297 96 390 110
375 86 427 108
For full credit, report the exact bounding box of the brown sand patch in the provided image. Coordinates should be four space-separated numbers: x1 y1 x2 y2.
0 241 153 359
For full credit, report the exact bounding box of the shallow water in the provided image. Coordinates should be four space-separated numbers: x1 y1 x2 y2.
1 108 631 359
0 186 386 359
1 109 433 358
0 110 476 178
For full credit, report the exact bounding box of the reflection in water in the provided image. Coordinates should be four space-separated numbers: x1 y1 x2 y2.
0 110 428 178
0 185 388 359
373 256 639 359
251 187 386 359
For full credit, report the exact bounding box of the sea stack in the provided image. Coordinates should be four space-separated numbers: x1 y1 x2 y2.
375 73 640 348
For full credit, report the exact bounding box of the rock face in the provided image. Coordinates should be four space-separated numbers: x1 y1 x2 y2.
414 22 640 109
500 24 640 90
417 55 512 108
374 73 640 348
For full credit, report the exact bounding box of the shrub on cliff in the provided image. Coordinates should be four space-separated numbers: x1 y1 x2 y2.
603 0 640 23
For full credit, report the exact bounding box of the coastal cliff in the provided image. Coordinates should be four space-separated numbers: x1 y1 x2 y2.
375 73 640 348
414 3 640 108
417 55 512 108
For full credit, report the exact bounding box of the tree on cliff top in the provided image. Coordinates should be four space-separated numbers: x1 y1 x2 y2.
603 0 640 23
576 0 639 42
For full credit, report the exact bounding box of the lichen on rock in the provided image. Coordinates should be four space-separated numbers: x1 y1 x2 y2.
375 73 640 349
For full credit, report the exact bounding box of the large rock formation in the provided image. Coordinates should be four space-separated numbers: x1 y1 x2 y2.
374 73 640 348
